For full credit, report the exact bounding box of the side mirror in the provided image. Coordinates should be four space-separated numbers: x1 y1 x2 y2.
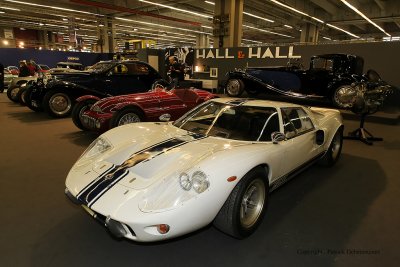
271 131 286 144
159 113 171 122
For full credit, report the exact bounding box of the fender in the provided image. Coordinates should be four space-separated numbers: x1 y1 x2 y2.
76 95 101 103
113 102 145 114
326 74 360 94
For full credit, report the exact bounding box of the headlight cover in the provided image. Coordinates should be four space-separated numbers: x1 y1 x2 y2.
78 137 112 162
139 170 210 213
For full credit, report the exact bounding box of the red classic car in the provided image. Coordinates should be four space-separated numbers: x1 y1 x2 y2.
72 87 217 132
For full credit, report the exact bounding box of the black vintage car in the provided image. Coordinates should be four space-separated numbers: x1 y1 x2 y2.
225 54 373 108
26 60 162 117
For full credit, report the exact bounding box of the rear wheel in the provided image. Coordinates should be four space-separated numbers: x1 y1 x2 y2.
319 127 343 167
110 107 144 129
226 79 245 97
213 167 268 239
71 99 97 131
43 89 73 118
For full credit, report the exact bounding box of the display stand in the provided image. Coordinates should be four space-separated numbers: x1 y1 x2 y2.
344 113 383 145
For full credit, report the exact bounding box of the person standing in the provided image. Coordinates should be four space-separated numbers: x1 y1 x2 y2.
26 60 36 76
168 56 184 88
18 60 30 77
0 62 4 93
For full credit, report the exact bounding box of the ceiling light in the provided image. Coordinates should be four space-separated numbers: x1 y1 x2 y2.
4 0 103 16
0 11 4 14
0 7 20 11
38 46 42 50
139 0 212 18
3 40 9 45
243 12 274 23
99 22 104 27
322 36 332 40
242 38 262 43
340 0 390 37
243 25 294 38
204 1 215 5
269 0 358 39
19 41 24 45
62 18 68 21
284 25 293 29
115 17 212 35
201 25 213 29
326 23 359 38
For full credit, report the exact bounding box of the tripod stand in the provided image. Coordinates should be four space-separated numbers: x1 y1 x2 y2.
344 113 383 145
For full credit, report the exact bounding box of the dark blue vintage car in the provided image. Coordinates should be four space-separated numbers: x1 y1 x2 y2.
225 54 369 108
26 60 162 117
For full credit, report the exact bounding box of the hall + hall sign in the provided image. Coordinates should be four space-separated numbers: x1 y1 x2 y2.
196 46 301 60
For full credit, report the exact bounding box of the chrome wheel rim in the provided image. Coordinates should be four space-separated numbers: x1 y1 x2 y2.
49 93 71 115
331 132 342 160
10 87 20 99
334 86 357 108
226 79 241 96
118 113 141 126
78 104 91 121
21 91 26 104
240 179 265 229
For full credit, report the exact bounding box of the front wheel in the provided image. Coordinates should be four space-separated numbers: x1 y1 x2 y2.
110 107 144 129
318 127 343 167
43 90 73 118
7 86 21 102
213 167 268 239
25 85 42 112
332 85 357 108
226 79 245 97
71 99 97 131
16 86 28 106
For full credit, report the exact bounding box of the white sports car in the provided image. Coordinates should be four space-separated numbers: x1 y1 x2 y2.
65 98 343 242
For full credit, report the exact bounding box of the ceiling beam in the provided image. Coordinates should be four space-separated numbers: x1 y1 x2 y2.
309 0 338 15
373 0 386 10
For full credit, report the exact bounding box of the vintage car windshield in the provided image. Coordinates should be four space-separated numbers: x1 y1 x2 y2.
174 101 280 141
86 62 115 73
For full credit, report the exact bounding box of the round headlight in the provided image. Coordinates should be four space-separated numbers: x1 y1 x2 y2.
192 171 209 193
179 173 192 191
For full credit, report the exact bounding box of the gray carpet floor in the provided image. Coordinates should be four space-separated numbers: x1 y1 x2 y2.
1 93 399 267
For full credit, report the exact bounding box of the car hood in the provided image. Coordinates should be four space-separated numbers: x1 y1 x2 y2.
67 123 252 197
51 71 92 81
94 92 160 111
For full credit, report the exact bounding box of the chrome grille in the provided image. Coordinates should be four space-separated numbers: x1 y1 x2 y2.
82 115 97 129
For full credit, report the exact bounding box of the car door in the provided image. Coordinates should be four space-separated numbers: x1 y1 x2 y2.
278 107 321 175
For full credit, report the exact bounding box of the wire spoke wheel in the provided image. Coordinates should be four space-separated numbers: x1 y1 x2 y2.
118 113 141 126
226 79 242 96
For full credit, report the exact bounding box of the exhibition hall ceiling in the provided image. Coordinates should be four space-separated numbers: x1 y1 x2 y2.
0 0 400 48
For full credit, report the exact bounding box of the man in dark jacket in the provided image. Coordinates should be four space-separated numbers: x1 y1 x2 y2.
18 60 30 77
168 56 184 88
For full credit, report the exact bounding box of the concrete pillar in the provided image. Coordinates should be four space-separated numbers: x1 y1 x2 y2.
213 0 243 48
101 18 116 53
38 30 49 49
300 23 319 43
196 34 210 48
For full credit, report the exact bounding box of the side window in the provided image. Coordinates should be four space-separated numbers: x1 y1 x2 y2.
281 107 314 138
112 64 129 75
128 63 150 75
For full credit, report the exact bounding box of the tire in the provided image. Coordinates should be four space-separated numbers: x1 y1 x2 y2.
213 167 268 239
25 85 42 112
226 79 245 97
16 86 28 106
43 89 73 118
318 127 343 167
71 99 97 131
110 107 144 128
7 86 21 102
332 85 357 109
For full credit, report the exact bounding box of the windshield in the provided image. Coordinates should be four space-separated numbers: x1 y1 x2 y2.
173 101 280 141
86 62 115 73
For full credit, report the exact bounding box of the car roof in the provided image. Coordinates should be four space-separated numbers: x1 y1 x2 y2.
212 98 303 109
